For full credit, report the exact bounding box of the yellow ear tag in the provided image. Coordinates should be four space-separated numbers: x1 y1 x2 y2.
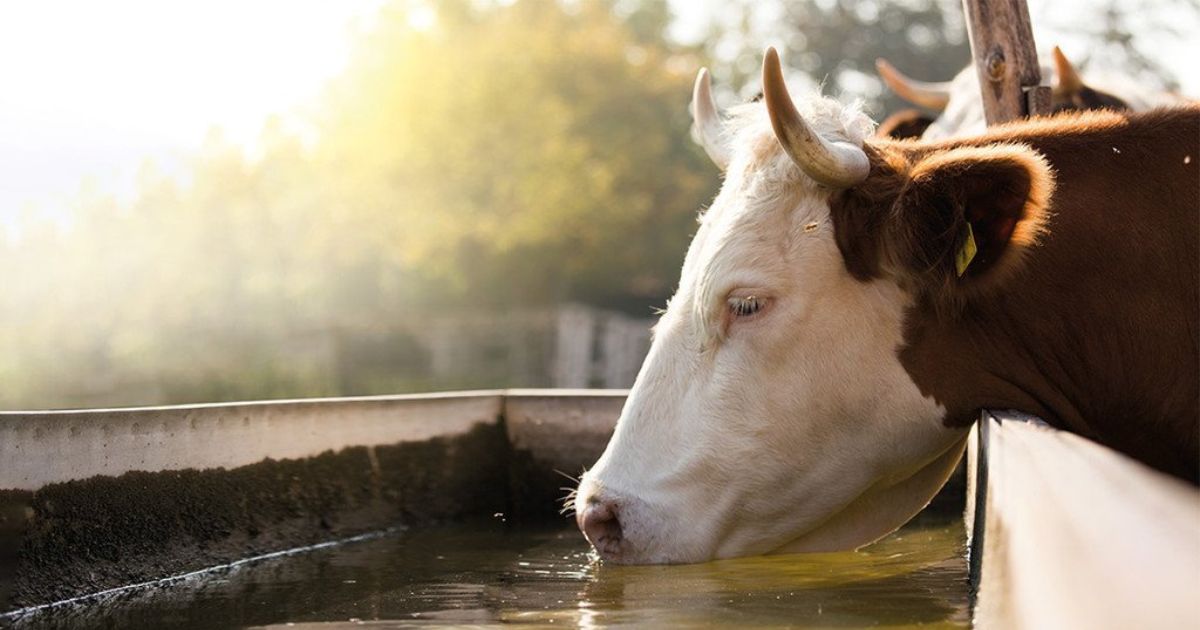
955 223 978 277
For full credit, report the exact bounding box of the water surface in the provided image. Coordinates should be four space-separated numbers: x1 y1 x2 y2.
14 514 969 629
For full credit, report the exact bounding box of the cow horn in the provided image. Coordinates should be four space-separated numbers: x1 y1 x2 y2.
691 68 730 170
875 58 951 111
762 48 869 189
1052 46 1084 95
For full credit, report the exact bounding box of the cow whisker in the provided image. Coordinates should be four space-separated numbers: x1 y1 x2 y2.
553 469 581 484
559 486 579 517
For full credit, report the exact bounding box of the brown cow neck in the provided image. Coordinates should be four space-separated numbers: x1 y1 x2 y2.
832 107 1200 482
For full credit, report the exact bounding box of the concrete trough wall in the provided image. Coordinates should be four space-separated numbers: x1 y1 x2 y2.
0 390 626 614
13 390 1191 625
967 411 1200 629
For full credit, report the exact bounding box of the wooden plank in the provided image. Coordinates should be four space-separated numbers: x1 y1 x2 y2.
968 412 1200 629
1025 84 1052 118
961 0 1048 123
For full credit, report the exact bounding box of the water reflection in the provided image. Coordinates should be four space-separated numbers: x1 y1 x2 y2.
501 519 968 628
8 515 968 629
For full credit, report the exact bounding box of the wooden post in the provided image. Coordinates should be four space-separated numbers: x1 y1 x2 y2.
961 0 1051 124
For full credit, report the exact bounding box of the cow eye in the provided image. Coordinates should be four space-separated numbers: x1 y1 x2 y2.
728 295 767 318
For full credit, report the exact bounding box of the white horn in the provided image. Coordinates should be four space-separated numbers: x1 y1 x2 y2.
691 67 730 170
875 58 951 111
762 48 869 189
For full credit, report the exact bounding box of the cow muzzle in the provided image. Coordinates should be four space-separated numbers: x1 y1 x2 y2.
577 495 624 559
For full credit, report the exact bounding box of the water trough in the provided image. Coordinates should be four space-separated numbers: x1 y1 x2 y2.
0 390 624 617
2 391 1195 627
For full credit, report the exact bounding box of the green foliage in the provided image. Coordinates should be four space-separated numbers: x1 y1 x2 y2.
318 0 714 307
0 0 715 408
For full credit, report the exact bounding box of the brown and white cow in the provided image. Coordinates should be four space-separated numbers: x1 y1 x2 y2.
575 48 1198 564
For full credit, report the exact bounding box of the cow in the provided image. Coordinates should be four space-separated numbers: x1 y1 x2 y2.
875 47 1179 139
875 108 939 140
574 47 1199 565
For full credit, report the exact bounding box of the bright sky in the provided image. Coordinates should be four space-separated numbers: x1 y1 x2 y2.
0 0 1195 226
0 0 385 223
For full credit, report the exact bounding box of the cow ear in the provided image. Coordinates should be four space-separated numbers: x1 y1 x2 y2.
876 109 935 139
1050 46 1129 112
890 144 1054 292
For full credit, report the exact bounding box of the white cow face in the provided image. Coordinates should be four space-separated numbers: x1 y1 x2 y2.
574 50 969 564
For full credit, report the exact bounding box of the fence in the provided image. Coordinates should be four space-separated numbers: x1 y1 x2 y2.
7 303 654 410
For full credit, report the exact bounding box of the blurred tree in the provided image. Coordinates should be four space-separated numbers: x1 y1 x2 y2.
611 0 673 46
0 0 716 407
1035 0 1194 92
692 0 971 117
319 0 714 309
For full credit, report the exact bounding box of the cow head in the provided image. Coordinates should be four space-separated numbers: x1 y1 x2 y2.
876 47 1130 140
574 49 1055 564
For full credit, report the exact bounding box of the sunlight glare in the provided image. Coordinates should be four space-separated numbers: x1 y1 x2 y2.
0 0 385 221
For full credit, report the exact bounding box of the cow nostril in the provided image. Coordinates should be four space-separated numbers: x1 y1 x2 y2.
578 500 623 556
